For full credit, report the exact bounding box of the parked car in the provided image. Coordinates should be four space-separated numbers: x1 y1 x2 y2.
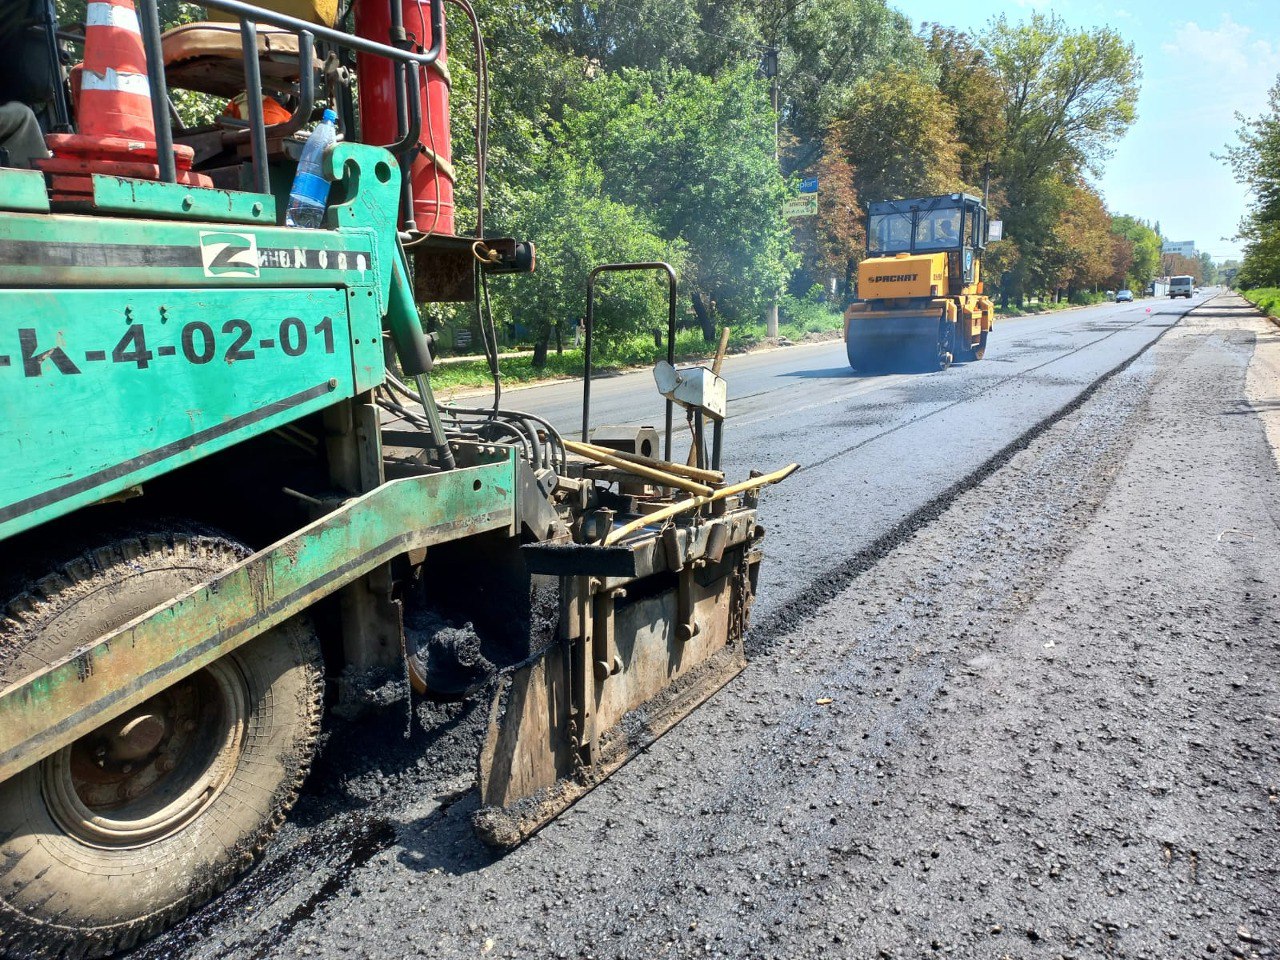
1116 289 1133 302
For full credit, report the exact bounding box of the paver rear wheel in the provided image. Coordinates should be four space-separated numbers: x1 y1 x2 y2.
0 532 323 960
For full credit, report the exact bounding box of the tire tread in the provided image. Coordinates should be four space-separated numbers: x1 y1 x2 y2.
0 531 323 960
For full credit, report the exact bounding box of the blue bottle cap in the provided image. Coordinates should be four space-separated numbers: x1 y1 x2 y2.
322 108 337 123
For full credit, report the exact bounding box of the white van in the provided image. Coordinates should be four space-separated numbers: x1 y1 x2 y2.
1169 275 1194 299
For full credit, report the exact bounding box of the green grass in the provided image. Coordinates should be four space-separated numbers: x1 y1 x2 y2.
1241 287 1280 316
994 298 1061 318
994 292 1107 318
431 309 844 393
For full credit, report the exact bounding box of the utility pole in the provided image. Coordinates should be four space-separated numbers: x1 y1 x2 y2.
764 45 780 338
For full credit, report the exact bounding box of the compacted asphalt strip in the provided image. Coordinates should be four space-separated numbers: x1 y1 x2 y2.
128 292 1280 960
514 296 1202 622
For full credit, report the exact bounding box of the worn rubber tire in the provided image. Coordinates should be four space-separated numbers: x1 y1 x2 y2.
0 532 323 960
913 317 952 372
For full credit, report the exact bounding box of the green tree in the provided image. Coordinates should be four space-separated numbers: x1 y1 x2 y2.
1198 251 1218 285
759 0 926 172
921 24 1005 188
1162 252 1203 283
557 64 792 337
826 66 963 203
984 12 1141 300
1219 258 1242 287
447 0 584 236
498 154 686 363
551 0 759 74
1110 214 1161 289
1106 233 1134 291
1041 182 1113 298
1222 75 1280 288
794 129 864 300
986 13 1140 183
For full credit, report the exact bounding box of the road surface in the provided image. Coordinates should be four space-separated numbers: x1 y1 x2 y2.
508 296 1198 622
130 291 1280 960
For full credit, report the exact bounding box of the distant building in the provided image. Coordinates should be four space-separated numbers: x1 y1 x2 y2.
1162 240 1197 259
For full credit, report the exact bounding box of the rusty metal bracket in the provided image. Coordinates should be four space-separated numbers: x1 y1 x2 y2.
522 542 640 578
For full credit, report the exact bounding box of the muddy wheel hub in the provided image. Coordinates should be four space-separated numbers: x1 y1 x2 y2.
107 711 168 761
41 658 249 848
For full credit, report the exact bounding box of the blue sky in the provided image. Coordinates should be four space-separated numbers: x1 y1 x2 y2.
891 0 1280 260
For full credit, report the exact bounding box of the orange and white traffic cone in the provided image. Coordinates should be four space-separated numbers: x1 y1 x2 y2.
36 0 210 201
76 0 156 141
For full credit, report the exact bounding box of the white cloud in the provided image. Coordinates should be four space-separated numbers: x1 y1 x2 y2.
1100 8 1278 260
1161 14 1280 116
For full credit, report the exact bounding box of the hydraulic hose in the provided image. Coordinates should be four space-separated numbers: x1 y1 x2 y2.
413 373 456 470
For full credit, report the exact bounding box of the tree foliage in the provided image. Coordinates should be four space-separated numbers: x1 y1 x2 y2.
921 24 1005 188
44 0 1163 333
497 154 686 349
557 64 793 333
1044 183 1113 295
982 13 1141 301
1162 253 1204 284
1222 75 1280 288
810 129 864 296
986 13 1140 184
551 0 758 75
826 66 963 204
1109 215 1162 290
764 0 924 170
1198 252 1218 285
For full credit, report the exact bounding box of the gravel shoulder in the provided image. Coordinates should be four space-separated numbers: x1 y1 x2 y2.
129 295 1279 960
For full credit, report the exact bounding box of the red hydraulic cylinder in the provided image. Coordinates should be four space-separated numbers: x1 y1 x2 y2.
354 0 455 235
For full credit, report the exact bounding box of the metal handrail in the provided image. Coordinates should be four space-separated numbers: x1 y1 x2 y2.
582 263 678 462
239 20 270 193
221 30 316 147
198 0 443 65
132 0 443 204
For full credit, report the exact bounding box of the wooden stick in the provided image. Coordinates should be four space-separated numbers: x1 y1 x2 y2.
565 441 714 496
712 326 731 375
604 462 799 545
565 439 724 484
687 327 733 467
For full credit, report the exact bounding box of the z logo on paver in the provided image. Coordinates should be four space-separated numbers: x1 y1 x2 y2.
200 232 260 278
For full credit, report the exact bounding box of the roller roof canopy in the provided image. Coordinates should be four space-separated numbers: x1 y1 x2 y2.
867 193 986 216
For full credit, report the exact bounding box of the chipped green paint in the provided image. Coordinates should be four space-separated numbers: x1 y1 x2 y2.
0 143 408 540
88 175 278 224
0 454 516 783
0 168 49 213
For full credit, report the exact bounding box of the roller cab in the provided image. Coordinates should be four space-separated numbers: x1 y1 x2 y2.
845 192 997 372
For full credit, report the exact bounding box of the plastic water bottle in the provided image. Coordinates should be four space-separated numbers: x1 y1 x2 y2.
285 108 338 228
